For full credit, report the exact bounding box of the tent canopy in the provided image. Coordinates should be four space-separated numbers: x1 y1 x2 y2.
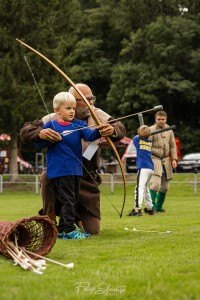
17 156 32 169
0 134 11 141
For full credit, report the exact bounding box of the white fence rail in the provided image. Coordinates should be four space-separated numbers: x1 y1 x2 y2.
0 173 199 195
0 174 40 194
100 173 199 195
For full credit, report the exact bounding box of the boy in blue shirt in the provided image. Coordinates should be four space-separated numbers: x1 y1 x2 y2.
128 125 154 216
36 92 102 239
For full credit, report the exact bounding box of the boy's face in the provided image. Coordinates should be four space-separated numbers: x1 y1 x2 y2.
155 115 167 128
55 102 76 122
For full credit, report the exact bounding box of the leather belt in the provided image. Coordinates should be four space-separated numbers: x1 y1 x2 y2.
152 154 169 159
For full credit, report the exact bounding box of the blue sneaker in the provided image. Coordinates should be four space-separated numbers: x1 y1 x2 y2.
57 232 70 240
66 230 91 240
76 226 91 236
57 229 91 240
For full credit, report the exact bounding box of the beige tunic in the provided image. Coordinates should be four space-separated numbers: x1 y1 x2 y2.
149 124 177 180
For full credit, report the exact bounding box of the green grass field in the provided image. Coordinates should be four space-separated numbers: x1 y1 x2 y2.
0 174 200 300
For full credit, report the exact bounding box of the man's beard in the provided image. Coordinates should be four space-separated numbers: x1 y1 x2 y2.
75 107 91 120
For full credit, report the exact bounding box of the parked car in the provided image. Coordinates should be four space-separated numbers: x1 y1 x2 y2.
121 141 137 173
177 153 200 173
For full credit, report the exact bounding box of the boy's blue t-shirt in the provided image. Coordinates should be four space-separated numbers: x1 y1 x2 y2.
133 135 154 170
35 119 101 178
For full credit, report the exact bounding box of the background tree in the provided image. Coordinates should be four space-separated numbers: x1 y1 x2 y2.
0 0 82 178
107 15 200 152
0 0 200 177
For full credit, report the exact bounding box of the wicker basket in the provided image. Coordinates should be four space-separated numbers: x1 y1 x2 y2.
0 216 57 259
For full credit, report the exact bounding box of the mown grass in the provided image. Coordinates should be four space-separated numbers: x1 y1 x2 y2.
0 174 200 300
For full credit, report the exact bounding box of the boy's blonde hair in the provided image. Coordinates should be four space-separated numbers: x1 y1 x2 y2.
138 125 150 138
53 92 76 109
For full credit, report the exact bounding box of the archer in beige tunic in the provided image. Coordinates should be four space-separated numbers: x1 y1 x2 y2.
149 111 177 212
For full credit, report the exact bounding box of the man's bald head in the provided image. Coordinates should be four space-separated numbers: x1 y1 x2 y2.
68 83 93 100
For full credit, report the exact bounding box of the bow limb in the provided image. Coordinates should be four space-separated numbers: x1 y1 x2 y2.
16 38 126 217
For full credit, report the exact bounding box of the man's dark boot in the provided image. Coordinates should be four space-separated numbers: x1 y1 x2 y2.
156 192 166 212
150 190 157 210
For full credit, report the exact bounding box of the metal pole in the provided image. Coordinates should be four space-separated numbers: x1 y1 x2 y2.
150 125 176 135
194 174 197 196
109 105 163 124
35 175 39 194
0 175 2 193
138 114 144 126
111 174 114 194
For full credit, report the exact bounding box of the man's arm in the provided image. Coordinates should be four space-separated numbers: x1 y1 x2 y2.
20 119 61 143
169 131 178 169
20 120 44 143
